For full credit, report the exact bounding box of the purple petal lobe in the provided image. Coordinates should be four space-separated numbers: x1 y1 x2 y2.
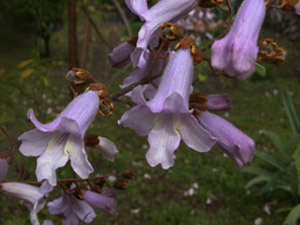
178 114 217 152
36 133 69 186
83 191 117 215
118 105 155 136
19 129 54 157
146 114 181 169
125 0 148 21
101 188 118 197
67 134 94 179
42 220 53 225
205 94 232 111
0 159 8 181
198 112 255 168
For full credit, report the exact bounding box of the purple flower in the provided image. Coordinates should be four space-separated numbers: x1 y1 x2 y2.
211 0 266 80
126 0 199 67
205 95 232 111
19 91 99 186
48 191 96 225
119 48 216 169
1 181 53 225
0 159 8 181
48 188 117 225
197 112 255 168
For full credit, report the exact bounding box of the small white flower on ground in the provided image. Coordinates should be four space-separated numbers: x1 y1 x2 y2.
263 203 271 215
206 197 212 205
143 173 152 179
131 208 141 214
254 217 263 225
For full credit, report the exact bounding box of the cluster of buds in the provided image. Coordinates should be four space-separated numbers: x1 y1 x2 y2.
160 22 184 42
86 83 114 116
271 0 299 12
257 38 286 64
189 93 208 115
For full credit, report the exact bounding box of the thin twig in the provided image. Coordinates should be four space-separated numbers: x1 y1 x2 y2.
81 0 113 50
0 126 17 142
111 0 132 37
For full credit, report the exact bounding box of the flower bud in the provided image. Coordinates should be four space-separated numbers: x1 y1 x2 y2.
113 180 128 190
122 170 135 179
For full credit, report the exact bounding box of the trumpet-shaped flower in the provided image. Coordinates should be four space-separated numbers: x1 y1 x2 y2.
211 0 266 80
197 112 255 168
48 188 117 225
126 0 199 67
19 91 99 186
1 181 53 225
119 48 217 169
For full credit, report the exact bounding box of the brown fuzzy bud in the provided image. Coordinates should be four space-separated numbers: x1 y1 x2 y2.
84 134 99 148
20 170 30 181
93 177 106 187
122 170 135 179
15 163 24 173
113 180 128 190
65 68 96 86
160 22 184 41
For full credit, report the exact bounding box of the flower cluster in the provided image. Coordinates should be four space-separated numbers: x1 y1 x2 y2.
0 0 292 224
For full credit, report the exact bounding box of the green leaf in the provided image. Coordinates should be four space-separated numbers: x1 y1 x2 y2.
245 176 271 189
255 63 266 77
284 203 300 225
255 151 288 171
282 89 300 136
242 166 273 177
293 143 300 195
287 135 300 147
264 131 293 162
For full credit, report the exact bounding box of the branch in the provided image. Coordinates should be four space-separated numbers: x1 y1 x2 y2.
81 1 113 50
111 0 132 37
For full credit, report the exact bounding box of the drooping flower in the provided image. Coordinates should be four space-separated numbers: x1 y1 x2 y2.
119 48 217 169
211 0 266 80
19 91 99 186
48 187 117 225
197 112 255 168
0 181 53 225
126 0 199 67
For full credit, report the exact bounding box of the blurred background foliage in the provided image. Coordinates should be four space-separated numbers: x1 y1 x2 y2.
0 0 300 224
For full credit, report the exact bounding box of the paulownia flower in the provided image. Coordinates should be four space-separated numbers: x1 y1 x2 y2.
126 0 199 67
119 48 217 169
0 181 53 225
197 112 255 168
19 91 99 186
48 188 117 225
211 0 266 80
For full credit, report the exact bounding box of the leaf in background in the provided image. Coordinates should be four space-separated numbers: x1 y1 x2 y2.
264 131 293 162
255 151 288 170
293 143 300 195
242 166 273 177
21 69 34 79
17 59 33 68
245 176 271 189
282 89 300 135
284 203 300 225
255 63 266 77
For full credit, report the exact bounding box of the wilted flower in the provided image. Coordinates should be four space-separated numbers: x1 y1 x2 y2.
19 91 99 186
1 181 53 225
126 0 199 67
119 48 216 169
211 0 266 80
48 188 117 225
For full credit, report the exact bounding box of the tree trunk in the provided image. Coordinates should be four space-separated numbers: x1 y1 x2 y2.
68 0 79 68
44 36 51 58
